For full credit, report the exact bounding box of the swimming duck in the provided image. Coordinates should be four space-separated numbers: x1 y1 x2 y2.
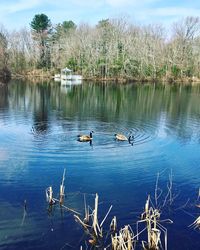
115 133 134 142
115 133 128 141
77 131 94 142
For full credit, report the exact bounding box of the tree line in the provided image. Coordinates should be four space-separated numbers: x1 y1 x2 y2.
0 14 200 82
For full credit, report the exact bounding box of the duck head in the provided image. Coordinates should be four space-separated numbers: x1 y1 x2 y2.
90 131 94 138
128 135 134 141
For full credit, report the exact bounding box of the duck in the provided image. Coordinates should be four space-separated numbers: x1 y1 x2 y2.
114 133 134 142
77 131 94 142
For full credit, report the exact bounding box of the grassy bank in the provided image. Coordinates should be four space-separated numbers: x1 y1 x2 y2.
10 69 200 84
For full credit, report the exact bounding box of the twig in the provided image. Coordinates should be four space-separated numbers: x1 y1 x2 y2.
21 200 27 226
155 173 159 207
60 168 66 204
60 203 81 215
100 205 113 227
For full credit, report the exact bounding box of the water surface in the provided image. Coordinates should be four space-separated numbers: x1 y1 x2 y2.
0 80 200 249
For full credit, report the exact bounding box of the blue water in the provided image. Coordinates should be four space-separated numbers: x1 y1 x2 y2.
0 81 200 249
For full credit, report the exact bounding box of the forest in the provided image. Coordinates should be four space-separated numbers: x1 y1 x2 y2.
0 14 200 82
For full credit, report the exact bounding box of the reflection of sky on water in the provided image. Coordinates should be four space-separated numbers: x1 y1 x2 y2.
157 112 168 139
0 81 200 249
0 201 41 245
0 147 9 161
0 199 83 250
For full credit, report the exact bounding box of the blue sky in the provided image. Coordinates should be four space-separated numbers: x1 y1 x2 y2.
0 0 200 30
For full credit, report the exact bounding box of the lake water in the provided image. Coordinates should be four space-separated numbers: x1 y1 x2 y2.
0 80 200 250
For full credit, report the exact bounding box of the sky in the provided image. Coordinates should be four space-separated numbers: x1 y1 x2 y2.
0 0 200 30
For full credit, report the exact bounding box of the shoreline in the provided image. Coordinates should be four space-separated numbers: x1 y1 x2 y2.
12 76 200 85
10 70 200 85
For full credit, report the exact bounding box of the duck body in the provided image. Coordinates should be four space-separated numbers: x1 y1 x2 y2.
77 131 94 142
115 133 128 141
115 133 134 142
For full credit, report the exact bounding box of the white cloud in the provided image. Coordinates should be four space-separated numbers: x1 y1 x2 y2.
105 0 159 7
133 7 200 24
0 0 199 30
49 0 159 8
106 0 133 7
51 0 103 8
1 0 41 13
148 7 200 17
